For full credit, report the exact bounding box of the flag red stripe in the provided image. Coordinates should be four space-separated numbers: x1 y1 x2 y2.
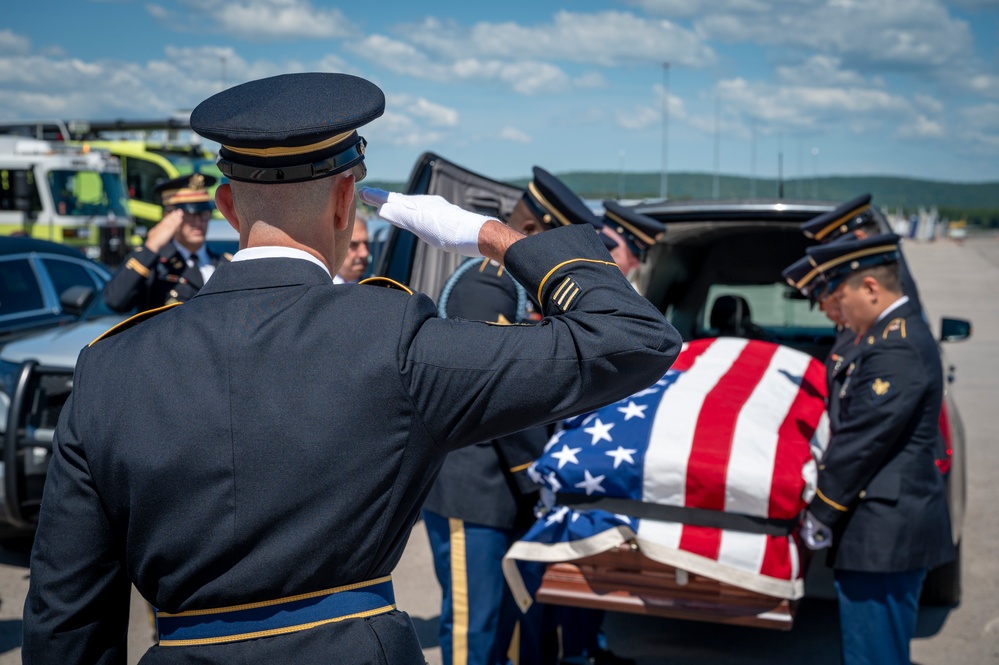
759 534 793 581
678 524 722 561
768 356 828 518
670 338 714 373
685 341 780 511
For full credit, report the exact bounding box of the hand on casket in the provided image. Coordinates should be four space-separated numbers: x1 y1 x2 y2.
801 511 833 550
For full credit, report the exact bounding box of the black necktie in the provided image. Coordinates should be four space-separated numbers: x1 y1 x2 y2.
188 254 204 288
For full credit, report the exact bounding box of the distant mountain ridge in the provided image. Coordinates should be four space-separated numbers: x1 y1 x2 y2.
366 171 999 210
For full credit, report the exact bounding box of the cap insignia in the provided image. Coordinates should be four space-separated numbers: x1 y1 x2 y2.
188 174 205 190
872 378 891 397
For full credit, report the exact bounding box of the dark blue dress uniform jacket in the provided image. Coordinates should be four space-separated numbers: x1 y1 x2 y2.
424 259 547 530
809 299 954 573
104 243 230 313
23 225 681 665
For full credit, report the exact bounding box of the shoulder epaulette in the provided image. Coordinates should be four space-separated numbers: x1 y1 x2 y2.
223 252 234 261
89 302 182 347
358 276 413 295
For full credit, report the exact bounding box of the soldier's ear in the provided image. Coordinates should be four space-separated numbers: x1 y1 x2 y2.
333 173 356 232
215 184 240 234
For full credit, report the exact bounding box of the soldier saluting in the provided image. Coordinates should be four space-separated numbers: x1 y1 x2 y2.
104 173 230 312
22 72 681 664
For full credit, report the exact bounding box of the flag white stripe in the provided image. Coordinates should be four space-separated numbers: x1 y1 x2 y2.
635 517 683 550
724 345 813 517
717 529 766 574
642 338 748 507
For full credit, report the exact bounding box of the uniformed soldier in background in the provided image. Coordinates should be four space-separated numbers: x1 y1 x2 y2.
104 173 230 312
424 166 613 665
599 200 665 287
798 233 954 665
22 72 681 665
800 193 922 314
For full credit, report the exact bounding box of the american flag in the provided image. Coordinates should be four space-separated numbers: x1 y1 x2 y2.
503 338 830 609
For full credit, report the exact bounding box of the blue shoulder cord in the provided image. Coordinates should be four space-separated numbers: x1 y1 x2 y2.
438 257 529 322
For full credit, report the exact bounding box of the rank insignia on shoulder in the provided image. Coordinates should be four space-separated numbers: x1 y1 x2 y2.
551 275 580 312
883 317 907 340
867 335 875 345
871 377 891 402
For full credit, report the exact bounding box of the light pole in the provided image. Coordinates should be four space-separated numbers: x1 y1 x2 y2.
660 62 670 201
712 96 720 199
618 150 626 199
811 147 819 199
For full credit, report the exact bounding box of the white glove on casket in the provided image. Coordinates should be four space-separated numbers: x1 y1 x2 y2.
358 188 492 257
801 511 833 550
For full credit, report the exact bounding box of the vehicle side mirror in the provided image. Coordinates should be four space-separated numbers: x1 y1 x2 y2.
59 285 95 316
940 317 971 343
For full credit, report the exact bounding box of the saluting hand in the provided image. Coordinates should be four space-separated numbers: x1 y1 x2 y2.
358 188 494 258
144 208 186 253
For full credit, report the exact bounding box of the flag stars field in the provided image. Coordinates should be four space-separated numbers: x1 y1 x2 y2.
583 418 615 445
617 401 648 420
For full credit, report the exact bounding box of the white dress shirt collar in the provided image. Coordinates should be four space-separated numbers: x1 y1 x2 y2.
230 246 332 280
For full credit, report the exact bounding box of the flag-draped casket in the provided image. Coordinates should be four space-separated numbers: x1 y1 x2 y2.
502 338 830 624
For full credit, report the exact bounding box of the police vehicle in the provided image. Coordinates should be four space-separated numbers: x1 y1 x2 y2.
375 153 971 626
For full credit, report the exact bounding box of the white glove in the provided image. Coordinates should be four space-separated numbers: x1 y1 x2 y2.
358 188 492 257
800 511 833 550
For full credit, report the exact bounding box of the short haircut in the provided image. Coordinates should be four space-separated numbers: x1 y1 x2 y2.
844 262 901 294
229 175 339 228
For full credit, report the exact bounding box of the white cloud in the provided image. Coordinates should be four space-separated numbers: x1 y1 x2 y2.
776 56 873 87
691 0 973 70
616 105 661 130
386 94 459 128
715 76 916 132
351 10 715 95
499 127 532 143
896 114 945 138
366 110 443 147
404 11 715 68
0 30 31 56
157 0 353 41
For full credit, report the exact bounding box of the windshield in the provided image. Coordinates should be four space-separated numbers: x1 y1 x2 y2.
702 283 833 333
48 170 130 217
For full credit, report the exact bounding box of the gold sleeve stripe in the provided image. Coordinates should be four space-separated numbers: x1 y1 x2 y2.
126 257 151 278
88 302 182 346
809 204 872 241
449 519 470 665
478 258 490 272
552 276 572 301
562 286 581 310
537 258 618 304
815 488 849 512
223 130 354 158
509 462 533 473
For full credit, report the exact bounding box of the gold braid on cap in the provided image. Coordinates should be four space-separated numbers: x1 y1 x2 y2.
794 243 897 290
223 130 355 158
526 181 572 228
603 209 662 246
811 204 872 241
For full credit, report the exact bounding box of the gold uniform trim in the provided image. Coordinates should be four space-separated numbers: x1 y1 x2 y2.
223 130 355 158
809 204 872 241
815 488 849 512
158 604 396 647
526 182 572 228
358 276 413 295
537 258 617 304
603 209 662 246
89 302 182 346
126 257 152 278
157 575 392 619
883 318 907 339
509 462 533 473
794 244 897 291
449 518 470 665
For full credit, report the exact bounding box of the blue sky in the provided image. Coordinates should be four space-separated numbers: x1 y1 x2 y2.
2 0 998 184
